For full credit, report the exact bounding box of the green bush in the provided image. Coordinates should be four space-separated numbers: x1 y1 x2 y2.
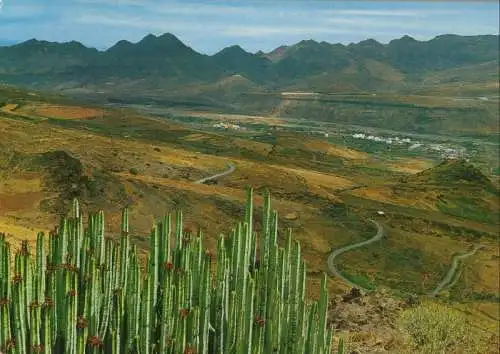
129 167 139 175
399 301 486 353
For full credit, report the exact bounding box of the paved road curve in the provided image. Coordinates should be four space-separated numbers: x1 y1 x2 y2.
327 219 384 292
194 163 236 184
430 245 485 297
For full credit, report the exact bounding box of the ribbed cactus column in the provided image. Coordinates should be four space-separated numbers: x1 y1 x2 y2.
125 246 141 352
0 190 340 354
0 234 12 352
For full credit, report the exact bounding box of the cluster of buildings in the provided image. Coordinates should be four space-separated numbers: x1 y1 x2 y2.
352 133 412 145
212 122 244 130
350 132 468 160
426 144 468 160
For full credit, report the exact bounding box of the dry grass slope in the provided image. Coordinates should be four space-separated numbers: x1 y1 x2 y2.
0 90 498 351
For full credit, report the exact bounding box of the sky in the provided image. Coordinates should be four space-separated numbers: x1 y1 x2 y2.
0 0 498 54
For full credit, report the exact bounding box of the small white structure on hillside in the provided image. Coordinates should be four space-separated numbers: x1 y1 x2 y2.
376 211 385 216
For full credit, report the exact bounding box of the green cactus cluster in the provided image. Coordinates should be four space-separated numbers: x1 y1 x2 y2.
0 188 342 353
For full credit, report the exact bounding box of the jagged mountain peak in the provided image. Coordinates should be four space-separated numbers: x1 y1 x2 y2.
389 35 418 45
355 38 384 47
214 45 251 57
138 33 187 48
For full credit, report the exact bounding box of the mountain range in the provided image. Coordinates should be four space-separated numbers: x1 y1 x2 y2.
0 33 498 99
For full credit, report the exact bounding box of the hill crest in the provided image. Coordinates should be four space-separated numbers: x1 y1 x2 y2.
407 159 496 190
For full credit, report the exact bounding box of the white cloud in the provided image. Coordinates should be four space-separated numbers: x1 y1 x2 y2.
77 13 206 32
75 0 257 15
321 13 496 35
327 9 423 17
78 13 145 27
76 5 496 43
76 12 400 39
154 3 257 16
0 2 44 18
219 25 349 37
3 0 498 53
74 1 479 39
325 9 464 17
73 2 442 20
75 0 150 5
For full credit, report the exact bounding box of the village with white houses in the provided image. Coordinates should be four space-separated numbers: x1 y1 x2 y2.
210 118 470 162
350 132 469 160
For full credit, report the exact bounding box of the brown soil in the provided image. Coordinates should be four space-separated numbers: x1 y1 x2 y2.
32 104 102 120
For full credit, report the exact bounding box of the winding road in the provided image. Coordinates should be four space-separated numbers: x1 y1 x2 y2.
430 245 485 297
327 219 384 292
192 160 484 297
194 163 236 184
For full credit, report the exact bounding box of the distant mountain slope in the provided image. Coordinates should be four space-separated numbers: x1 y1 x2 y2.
0 33 497 94
0 33 499 112
212 45 272 83
0 39 99 74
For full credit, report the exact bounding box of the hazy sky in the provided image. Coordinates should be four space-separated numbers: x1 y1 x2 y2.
0 0 498 54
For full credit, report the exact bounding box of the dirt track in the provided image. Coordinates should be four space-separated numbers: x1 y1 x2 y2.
194 163 236 184
327 220 384 292
431 245 485 296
